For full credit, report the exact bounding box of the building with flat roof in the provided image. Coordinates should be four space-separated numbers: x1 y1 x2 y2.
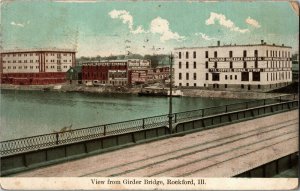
174 40 292 91
0 48 76 85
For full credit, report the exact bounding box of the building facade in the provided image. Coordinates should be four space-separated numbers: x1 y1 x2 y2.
0 49 76 85
174 41 292 91
82 59 151 86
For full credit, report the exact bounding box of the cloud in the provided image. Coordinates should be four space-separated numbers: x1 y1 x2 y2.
108 9 145 34
205 12 249 33
11 21 25 27
150 17 185 42
195 32 216 41
245 17 261 28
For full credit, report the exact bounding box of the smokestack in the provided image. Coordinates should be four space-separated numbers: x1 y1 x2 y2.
261 40 264 44
217 41 220 46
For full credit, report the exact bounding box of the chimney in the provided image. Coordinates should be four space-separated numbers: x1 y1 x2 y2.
261 40 264 44
217 41 220 46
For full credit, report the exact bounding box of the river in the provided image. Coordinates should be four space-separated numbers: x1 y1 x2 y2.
0 89 249 141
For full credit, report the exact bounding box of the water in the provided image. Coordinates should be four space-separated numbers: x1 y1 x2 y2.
1 89 248 141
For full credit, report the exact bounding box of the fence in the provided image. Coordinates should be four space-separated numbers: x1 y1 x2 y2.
0 94 297 157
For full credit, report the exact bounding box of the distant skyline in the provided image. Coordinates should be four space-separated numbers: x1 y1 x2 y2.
1 0 299 57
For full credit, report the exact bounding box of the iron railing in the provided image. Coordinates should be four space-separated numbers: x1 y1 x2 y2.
0 94 297 156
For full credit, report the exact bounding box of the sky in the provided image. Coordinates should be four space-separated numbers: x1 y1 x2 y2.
1 0 299 57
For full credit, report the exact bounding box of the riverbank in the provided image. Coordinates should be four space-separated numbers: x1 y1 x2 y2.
0 83 294 99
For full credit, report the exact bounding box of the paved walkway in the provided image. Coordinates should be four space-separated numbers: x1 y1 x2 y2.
14 110 298 177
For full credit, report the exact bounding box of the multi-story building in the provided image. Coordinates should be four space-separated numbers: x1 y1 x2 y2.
174 40 292 91
0 49 76 85
81 59 151 86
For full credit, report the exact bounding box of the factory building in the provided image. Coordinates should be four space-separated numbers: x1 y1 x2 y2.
0 49 76 85
174 40 292 91
81 59 151 86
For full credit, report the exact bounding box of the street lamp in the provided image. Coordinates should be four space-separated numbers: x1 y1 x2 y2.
168 52 174 134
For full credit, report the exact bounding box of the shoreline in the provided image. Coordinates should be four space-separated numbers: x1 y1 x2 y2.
0 83 294 100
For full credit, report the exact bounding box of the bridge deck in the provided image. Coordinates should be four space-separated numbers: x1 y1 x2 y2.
14 110 298 177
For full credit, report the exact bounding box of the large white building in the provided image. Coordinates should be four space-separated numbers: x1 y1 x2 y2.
174 41 292 91
0 48 76 85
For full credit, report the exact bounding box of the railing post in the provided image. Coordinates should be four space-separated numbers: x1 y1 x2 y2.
174 113 177 123
279 96 281 102
263 99 266 105
225 105 228 113
202 109 204 117
104 125 106 136
142 118 145 129
56 133 59 145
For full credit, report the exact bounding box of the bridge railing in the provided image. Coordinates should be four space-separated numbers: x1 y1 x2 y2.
0 94 297 156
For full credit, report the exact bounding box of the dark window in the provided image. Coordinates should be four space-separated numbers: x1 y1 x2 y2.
258 85 261 89
230 62 233 68
179 83 182 86
193 62 196 69
243 61 247 68
186 83 189 86
252 72 261 81
267 61 268 68
214 62 217 68
235 75 237 80
205 51 208 58
193 51 196 58
186 52 189 59
241 84 244 89
241 72 249 81
229 51 233 58
214 51 217 58
243 50 247 57
179 52 181 59
194 83 196 87
230 75 232 80
212 73 220 81
193 73 197 80
205 61 208 68
179 62 182 69
255 61 258 68
254 50 258 57
206 73 209 80
225 84 227 88
267 73 268 81
186 73 189 80
225 75 228 80
266 50 268 57
186 62 189 69
179 73 182 80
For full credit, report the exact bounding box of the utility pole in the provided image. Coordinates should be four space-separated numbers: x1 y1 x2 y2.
168 52 173 134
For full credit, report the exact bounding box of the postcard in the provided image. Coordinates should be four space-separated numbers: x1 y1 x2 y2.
0 0 299 190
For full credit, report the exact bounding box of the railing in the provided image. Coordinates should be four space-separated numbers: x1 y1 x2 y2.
0 94 297 156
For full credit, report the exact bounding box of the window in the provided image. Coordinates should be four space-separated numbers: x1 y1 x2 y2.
230 62 233 68
243 61 247 68
225 75 228 80
179 73 182 80
235 75 237 80
194 83 197 87
206 73 209 80
193 73 197 80
241 84 244 89
241 72 249 81
205 61 208 68
229 51 233 58
230 75 232 80
186 73 189 80
179 62 182 69
186 62 189 69
252 72 261 81
266 50 268 57
205 51 208 58
214 62 217 68
258 85 261 89
179 52 181 59
243 50 247 57
193 62 196 69
214 51 217 58
225 84 227 88
179 83 182 86
254 50 258 57
267 73 268 81
193 51 196 58
186 52 189 59
212 73 220 81
186 83 189 86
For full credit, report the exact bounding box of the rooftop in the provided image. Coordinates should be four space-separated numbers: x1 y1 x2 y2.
0 48 77 54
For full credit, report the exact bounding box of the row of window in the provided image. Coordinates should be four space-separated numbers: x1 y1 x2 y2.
178 73 197 80
2 53 72 57
177 50 290 59
3 65 70 69
267 72 291 81
3 59 72 63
